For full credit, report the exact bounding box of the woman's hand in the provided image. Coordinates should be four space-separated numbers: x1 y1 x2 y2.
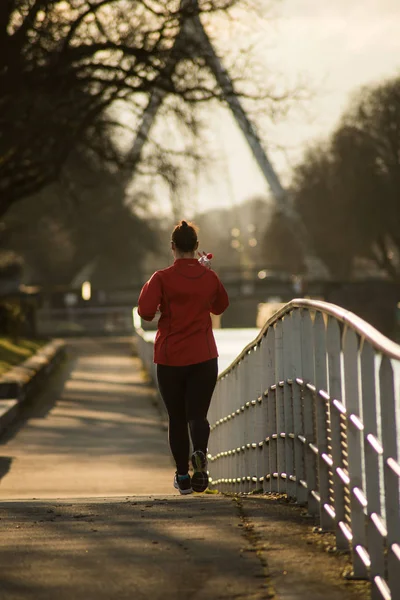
198 251 213 269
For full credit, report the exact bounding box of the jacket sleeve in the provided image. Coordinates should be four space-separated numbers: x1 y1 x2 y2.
210 277 229 315
137 272 162 321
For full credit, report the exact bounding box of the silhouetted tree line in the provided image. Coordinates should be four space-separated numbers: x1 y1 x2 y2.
263 75 400 281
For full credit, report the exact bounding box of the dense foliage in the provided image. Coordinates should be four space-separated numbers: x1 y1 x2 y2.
263 75 400 280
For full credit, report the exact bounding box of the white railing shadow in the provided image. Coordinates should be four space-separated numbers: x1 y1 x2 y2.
133 301 400 599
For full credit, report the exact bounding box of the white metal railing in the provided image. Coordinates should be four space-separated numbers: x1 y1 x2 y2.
132 308 158 383
133 301 400 599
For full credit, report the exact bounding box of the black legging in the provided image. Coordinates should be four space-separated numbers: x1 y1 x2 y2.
157 358 218 475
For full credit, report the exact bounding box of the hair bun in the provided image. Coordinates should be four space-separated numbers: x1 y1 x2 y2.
171 219 198 252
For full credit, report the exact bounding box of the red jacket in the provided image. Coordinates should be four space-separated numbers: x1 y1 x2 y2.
138 258 229 366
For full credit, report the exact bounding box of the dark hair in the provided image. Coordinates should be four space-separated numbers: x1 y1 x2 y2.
171 220 198 252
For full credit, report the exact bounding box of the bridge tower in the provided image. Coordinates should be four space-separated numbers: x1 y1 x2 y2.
127 0 327 276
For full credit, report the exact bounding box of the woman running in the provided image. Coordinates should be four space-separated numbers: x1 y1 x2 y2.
137 220 229 494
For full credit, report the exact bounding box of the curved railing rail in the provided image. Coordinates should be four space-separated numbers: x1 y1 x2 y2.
133 301 400 600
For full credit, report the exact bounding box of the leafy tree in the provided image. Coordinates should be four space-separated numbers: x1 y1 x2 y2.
262 75 400 281
339 78 400 278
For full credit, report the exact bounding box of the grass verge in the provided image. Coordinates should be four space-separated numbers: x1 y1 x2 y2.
0 338 47 377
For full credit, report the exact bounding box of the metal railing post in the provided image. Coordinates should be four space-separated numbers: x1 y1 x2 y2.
274 319 286 493
313 311 332 531
233 366 241 494
326 317 348 550
260 333 271 494
283 314 296 498
360 341 385 599
300 310 318 515
291 309 307 504
265 327 278 493
251 344 264 491
343 326 368 579
379 357 400 600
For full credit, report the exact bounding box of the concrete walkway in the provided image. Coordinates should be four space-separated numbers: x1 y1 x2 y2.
0 338 173 499
0 338 370 600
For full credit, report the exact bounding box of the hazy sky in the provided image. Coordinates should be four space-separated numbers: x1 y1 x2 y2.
151 0 400 217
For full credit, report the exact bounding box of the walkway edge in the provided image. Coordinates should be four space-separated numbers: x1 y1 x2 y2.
0 338 66 434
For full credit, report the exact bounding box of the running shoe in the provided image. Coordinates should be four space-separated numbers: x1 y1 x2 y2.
173 472 193 495
191 450 209 493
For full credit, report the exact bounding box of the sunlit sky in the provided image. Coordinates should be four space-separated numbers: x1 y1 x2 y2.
148 0 400 217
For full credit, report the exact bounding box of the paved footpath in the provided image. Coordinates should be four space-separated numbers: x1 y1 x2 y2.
0 339 369 600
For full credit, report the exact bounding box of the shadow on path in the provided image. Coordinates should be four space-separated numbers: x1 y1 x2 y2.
0 456 12 482
0 495 370 600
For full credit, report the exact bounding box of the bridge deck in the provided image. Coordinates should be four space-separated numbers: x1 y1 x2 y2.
0 338 369 600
